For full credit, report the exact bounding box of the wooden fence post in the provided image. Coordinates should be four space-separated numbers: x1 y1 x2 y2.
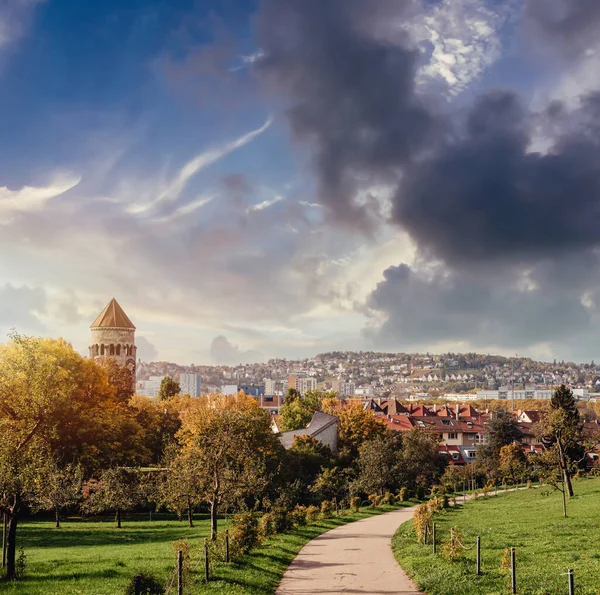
568 568 574 595
432 523 436 554
510 547 516 594
476 536 480 576
134 574 142 595
177 550 183 595
225 529 230 563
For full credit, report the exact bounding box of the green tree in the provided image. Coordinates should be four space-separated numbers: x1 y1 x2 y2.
279 390 323 431
538 385 584 498
498 443 528 485
398 428 447 495
476 408 522 478
310 466 351 503
0 336 85 579
83 467 141 528
158 376 180 401
177 394 283 538
159 447 203 527
353 433 401 495
0 335 148 579
31 460 83 528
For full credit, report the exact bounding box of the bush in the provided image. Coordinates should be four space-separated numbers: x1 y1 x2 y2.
368 494 382 508
427 495 443 513
397 487 408 502
289 505 308 527
207 531 228 565
306 505 320 523
229 512 260 559
413 503 432 544
442 527 464 562
382 491 396 505
259 508 289 537
125 572 165 595
320 499 335 519
350 496 361 513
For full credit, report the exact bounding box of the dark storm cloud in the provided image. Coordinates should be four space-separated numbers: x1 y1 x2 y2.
393 90 600 266
366 255 597 352
525 0 600 60
255 0 433 228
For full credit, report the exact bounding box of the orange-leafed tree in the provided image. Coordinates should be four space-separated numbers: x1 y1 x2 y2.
322 398 385 460
175 393 283 538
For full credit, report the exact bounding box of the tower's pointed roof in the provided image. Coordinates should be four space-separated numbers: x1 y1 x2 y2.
90 298 135 330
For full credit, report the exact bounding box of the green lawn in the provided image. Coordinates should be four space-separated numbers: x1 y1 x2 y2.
2 505 405 594
393 478 600 595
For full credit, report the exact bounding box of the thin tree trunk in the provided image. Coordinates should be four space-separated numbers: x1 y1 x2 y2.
55 508 60 529
557 439 574 497
5 511 18 580
210 499 218 540
2 511 7 569
187 502 194 528
116 509 122 529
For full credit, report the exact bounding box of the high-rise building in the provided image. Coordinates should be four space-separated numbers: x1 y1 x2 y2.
89 298 136 391
265 378 286 396
288 375 317 395
138 375 166 398
180 373 202 397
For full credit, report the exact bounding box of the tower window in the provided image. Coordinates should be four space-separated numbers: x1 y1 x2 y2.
100 344 104 356
116 345 121 356
110 344 115 355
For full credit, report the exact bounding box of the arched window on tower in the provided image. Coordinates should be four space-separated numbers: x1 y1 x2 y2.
116 345 121 356
110 344 115 356
100 344 105 356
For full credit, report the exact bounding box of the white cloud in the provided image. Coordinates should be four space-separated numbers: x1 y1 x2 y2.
409 0 520 97
127 116 273 215
0 174 81 221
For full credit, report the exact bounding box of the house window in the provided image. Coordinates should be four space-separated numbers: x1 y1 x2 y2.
466 433 475 440
451 452 460 460
447 433 458 440
466 451 476 459
442 419 452 426
264 395 273 402
417 421 425 427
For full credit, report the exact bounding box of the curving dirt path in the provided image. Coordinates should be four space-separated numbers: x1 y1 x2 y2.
275 506 422 595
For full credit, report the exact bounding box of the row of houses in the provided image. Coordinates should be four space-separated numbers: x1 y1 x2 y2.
274 399 600 470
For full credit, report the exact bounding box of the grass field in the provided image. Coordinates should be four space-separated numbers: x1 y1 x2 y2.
2 505 404 594
393 478 600 595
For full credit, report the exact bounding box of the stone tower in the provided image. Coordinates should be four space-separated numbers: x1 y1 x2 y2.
89 298 137 386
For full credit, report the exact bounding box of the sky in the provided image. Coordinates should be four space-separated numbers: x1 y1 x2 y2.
3 0 600 365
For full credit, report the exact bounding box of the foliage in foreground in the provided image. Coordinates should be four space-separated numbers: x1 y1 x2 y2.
393 477 600 595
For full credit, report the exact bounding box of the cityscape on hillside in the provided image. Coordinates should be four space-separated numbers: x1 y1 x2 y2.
136 349 600 407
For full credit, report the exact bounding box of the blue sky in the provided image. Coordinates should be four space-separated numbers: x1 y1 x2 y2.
3 0 600 365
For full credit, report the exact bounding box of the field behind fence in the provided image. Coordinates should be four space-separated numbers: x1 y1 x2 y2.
393 477 600 595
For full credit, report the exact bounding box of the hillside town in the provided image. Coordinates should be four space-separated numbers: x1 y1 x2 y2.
137 350 600 406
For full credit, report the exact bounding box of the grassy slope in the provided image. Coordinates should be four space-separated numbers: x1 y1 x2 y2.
2 505 405 595
393 478 600 595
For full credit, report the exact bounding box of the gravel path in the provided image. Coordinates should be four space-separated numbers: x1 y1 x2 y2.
276 506 422 595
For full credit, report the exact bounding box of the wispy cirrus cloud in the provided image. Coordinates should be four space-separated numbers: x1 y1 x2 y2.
127 116 272 215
